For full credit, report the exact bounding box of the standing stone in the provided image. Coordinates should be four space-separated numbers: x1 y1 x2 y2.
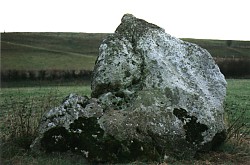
31 14 227 163
92 13 227 158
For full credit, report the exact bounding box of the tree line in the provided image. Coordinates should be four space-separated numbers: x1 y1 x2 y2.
1 58 250 82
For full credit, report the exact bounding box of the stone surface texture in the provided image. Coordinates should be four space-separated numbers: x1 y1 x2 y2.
31 14 227 163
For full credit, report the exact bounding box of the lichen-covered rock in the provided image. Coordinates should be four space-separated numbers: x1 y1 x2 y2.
31 14 227 163
31 94 160 162
30 94 104 153
92 14 227 158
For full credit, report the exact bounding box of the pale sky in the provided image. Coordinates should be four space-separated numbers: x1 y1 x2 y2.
1 0 250 40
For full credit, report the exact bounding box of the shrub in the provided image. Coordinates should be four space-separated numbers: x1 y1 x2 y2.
215 58 250 78
1 69 93 82
226 40 233 47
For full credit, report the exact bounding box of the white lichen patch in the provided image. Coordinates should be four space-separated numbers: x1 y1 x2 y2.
92 134 97 138
81 150 89 158
52 135 63 143
47 122 56 128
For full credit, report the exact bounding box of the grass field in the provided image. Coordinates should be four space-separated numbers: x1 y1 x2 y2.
226 79 250 117
0 79 249 164
0 85 92 165
0 85 91 118
1 33 108 71
1 33 250 71
1 38 97 71
183 38 250 58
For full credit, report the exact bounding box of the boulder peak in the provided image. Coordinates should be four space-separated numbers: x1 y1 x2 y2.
121 13 135 21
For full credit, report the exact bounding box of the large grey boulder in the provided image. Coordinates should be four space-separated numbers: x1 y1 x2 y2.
31 14 227 163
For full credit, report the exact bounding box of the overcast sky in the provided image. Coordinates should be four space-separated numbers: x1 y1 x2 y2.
1 0 250 40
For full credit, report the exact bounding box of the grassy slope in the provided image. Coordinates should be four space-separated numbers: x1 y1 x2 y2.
183 38 250 58
1 42 96 70
1 33 250 71
1 33 108 70
1 32 108 55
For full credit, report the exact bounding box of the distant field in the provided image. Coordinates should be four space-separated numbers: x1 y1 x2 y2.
1 32 108 56
183 38 250 58
1 41 96 71
1 33 109 70
1 32 250 71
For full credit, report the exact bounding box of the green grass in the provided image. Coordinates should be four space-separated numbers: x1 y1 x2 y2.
0 79 250 164
0 85 91 106
225 79 250 118
224 80 250 142
1 152 89 165
226 79 250 97
0 85 92 164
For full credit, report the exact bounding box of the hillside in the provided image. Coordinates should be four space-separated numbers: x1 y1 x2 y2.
1 33 109 71
183 38 250 58
1 32 108 56
1 32 250 71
